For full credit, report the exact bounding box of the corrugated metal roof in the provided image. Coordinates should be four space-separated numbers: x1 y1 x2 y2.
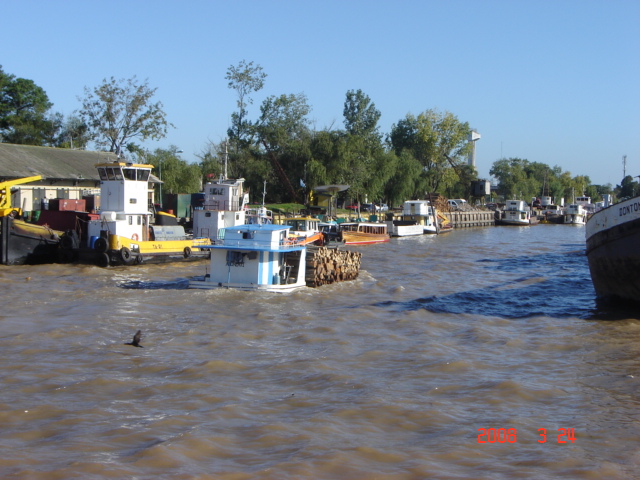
0 143 118 180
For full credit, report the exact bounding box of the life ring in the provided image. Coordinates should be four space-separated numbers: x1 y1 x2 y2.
131 233 139 241
183 246 192 258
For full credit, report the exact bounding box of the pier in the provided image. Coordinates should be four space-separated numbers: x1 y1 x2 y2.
442 210 496 228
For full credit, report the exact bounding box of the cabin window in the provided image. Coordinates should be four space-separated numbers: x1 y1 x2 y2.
209 187 224 196
242 231 255 240
113 168 123 181
137 216 142 225
205 212 211 217
98 168 108 181
226 251 245 267
137 170 150 182
123 168 137 181
129 198 137 204
106 168 116 180
128 216 133 225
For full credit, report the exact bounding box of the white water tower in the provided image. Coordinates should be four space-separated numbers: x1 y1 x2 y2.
468 130 481 168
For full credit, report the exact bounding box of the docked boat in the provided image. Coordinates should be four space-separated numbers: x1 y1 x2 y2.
189 224 307 292
283 216 325 245
386 219 424 237
192 175 249 239
0 216 62 265
563 203 588 225
540 204 565 224
339 222 390 244
585 195 640 304
498 200 537 226
400 200 439 234
59 161 211 267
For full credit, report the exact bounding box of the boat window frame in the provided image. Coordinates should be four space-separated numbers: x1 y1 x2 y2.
123 168 137 181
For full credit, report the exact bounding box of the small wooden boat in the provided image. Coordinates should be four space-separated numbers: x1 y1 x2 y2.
339 222 390 245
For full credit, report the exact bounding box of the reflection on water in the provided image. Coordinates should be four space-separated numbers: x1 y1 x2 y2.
0 225 638 479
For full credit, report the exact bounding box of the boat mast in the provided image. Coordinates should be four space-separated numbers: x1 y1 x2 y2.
224 139 229 180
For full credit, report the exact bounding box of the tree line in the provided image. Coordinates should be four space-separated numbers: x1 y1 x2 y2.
1 62 631 206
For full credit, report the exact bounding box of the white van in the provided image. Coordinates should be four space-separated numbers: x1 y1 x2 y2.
448 199 467 210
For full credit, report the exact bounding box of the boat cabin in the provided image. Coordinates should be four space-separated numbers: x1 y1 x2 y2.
192 176 249 240
190 224 307 291
87 162 154 244
402 200 432 216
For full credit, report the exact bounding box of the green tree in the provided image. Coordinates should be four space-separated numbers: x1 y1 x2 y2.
343 89 381 140
339 90 390 203
0 66 53 145
254 93 312 202
146 146 202 198
390 109 473 196
490 157 539 200
616 175 639 199
226 60 267 150
79 76 172 156
383 149 423 206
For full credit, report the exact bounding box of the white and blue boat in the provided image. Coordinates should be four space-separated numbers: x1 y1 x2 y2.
189 224 307 292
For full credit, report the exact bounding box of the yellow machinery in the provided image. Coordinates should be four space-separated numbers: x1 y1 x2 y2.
0 175 42 217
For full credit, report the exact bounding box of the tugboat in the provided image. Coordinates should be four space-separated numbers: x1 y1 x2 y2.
189 224 307 292
61 161 211 267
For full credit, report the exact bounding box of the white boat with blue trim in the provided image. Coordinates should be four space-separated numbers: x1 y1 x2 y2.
189 223 307 292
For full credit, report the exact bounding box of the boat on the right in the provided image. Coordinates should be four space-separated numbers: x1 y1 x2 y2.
585 194 640 304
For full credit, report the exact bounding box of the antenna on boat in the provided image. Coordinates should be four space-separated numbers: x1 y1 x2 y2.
262 180 267 207
224 139 229 180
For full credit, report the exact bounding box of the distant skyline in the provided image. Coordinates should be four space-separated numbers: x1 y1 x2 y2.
2 0 638 187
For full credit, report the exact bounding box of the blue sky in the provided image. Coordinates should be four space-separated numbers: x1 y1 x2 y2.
3 0 638 187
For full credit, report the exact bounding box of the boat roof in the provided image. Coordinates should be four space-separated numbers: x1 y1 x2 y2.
228 223 292 232
285 216 318 220
340 222 385 226
95 161 154 169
